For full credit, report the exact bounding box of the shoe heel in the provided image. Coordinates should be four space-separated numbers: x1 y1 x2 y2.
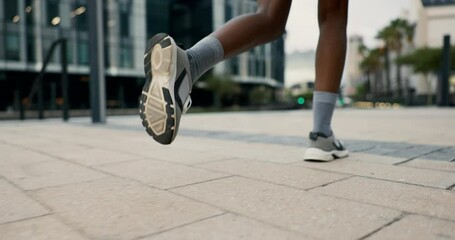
152 38 173 76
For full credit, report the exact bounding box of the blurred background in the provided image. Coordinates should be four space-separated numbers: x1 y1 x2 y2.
0 0 454 120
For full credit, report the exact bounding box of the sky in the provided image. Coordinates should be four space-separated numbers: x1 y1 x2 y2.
285 0 415 53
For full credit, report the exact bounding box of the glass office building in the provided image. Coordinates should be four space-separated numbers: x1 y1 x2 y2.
0 0 285 111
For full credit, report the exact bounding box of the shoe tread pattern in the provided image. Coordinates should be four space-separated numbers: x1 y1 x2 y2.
140 33 176 144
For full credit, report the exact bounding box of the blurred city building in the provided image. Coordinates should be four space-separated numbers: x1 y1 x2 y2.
344 35 364 97
411 0 455 99
0 0 285 112
345 0 455 105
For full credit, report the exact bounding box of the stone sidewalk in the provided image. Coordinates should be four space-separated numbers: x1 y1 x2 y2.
1 108 454 240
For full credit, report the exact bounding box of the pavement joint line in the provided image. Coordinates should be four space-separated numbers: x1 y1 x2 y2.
304 176 355 191
383 145 415 154
164 175 236 191
351 146 376 153
397 164 455 174
167 186 310 238
357 212 409 240
0 213 53 226
3 137 259 195
172 174 405 216
192 159 357 192
1 137 234 186
2 138 452 191
76 122 455 162
0 176 53 213
130 212 229 240
188 157 241 166
290 162 452 190
87 157 151 168
0 176 95 239
24 177 113 194
0 212 94 240
311 181 455 223
393 147 447 165
0 141 174 193
167 175 448 237
447 183 455 191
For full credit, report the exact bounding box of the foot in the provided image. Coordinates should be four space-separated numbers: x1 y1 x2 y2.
140 33 193 145
303 132 349 162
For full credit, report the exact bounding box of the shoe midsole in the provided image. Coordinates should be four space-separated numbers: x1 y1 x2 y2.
144 37 178 136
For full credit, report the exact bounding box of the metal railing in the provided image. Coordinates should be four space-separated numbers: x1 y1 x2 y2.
21 38 69 121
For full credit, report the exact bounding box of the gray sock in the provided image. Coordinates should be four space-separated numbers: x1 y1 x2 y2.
312 91 338 136
186 35 224 83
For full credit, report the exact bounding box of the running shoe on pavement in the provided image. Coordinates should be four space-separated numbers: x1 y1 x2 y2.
140 33 192 145
303 132 349 162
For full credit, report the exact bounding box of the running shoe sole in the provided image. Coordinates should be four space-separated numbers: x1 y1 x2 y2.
304 148 349 162
140 34 180 144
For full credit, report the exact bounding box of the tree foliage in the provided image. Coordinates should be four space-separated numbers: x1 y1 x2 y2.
204 74 241 107
396 47 455 74
359 47 383 72
375 18 415 96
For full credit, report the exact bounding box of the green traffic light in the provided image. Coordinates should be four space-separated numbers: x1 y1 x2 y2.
297 97 305 105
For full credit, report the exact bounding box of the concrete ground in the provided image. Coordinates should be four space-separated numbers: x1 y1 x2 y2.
1 108 454 240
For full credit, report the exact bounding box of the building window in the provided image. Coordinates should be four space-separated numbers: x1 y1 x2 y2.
66 40 74 64
225 0 233 21
26 33 35 62
119 0 132 37
230 56 239 75
5 33 20 61
78 41 89 65
120 44 133 68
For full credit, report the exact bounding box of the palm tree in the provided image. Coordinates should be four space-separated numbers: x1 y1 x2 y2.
390 19 415 97
377 18 415 98
359 46 383 97
376 26 394 96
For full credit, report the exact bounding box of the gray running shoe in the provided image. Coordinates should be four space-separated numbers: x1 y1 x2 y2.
140 33 193 145
304 132 349 162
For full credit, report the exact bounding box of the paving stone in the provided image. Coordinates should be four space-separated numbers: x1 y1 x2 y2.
366 215 455 240
141 147 233 165
0 179 48 224
166 137 232 152
385 145 443 159
0 159 108 190
1 136 89 156
198 159 349 190
401 159 455 172
0 215 87 240
292 159 455 189
346 152 405 164
312 177 455 220
50 148 143 166
172 176 401 240
0 144 56 164
361 147 404 156
205 142 306 164
142 213 310 240
31 178 223 240
342 141 376 152
416 147 455 161
95 159 229 189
